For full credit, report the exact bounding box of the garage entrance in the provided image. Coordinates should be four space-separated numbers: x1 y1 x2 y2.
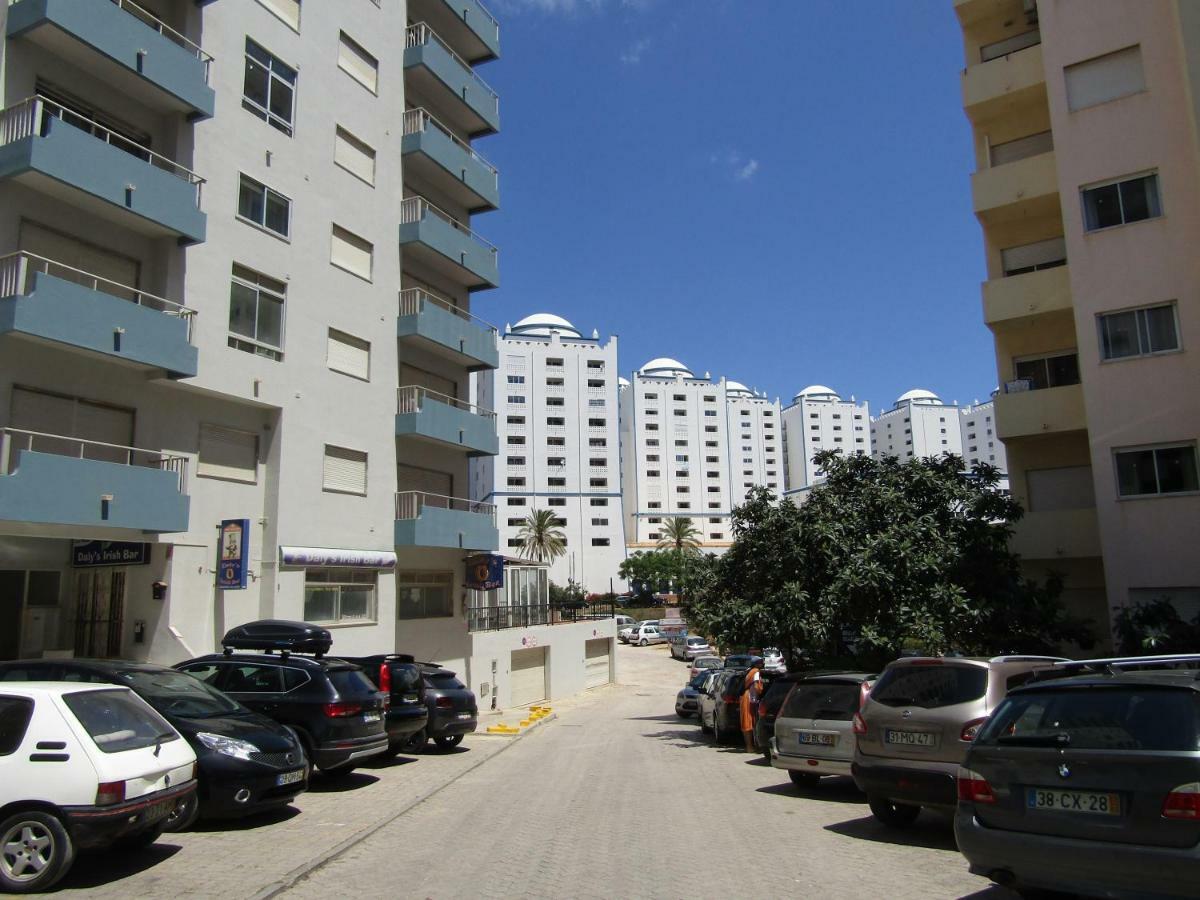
585 638 611 689
509 646 546 707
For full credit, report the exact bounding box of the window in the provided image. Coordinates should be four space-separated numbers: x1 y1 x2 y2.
507 415 525 425
0 696 33 756
547 437 565 447
591 538 610 547
305 568 376 624
327 329 370 380
673 394 686 401
547 497 566 507
647 470 661 477
709 533 722 539
508 395 525 405
507 436 526 445
647 517 661 524
243 39 296 135
674 440 688 448
546 397 564 407
1083 173 1161 231
677 502 691 509
590 458 607 467
1014 352 1080 390
507 374 526 385
548 477 566 487
591 517 609 526
587 360 604 370
331 224 373 280
396 571 453 619
198 425 258 484
645 409 659 416
506 497 526 506
673 409 687 417
337 32 378 93
643 393 657 401
1065 45 1144 112
588 379 605 388
238 175 290 238
648 533 661 540
1115 444 1199 497
507 517 524 526
647 502 661 509
256 0 300 29
704 410 717 417
676 486 689 494
547 417 564 426
705 441 717 448
546 358 563 367
590 498 608 507
334 127 376 186
507 538 522 548
323 445 367 495
646 438 659 447
507 477 525 487
228 264 285 360
589 418 606 428
589 438 607 448
1100 303 1179 360
546 457 564 466
508 456 526 466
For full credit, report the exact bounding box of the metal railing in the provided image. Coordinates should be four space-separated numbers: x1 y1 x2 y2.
397 385 496 420
0 96 205 205
107 0 214 79
459 0 500 40
398 286 497 335
395 490 495 520
400 196 498 256
406 23 499 116
0 427 188 493
980 28 1041 63
0 251 196 341
402 107 498 188
467 599 615 633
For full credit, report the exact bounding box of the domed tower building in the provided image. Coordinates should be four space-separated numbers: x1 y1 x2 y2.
780 386 871 497
870 390 964 460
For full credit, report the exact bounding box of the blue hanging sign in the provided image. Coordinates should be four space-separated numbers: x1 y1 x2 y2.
465 554 504 591
217 519 250 590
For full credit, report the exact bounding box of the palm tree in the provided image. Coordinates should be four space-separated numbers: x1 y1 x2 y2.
518 509 566 563
656 517 701 556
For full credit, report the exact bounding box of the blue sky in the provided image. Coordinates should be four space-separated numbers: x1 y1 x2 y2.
474 0 996 415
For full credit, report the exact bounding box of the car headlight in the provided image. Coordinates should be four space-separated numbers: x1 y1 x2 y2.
196 731 260 761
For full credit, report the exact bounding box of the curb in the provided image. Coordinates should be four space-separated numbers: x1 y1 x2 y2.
249 719 547 900
476 711 556 737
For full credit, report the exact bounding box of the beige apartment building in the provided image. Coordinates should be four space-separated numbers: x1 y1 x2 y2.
956 0 1200 641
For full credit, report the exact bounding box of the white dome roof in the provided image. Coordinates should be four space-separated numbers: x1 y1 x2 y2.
795 384 841 402
640 357 693 377
617 376 631 388
897 388 942 406
725 380 754 397
510 313 581 338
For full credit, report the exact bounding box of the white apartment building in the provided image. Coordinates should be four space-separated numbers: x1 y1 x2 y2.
471 313 626 594
619 358 781 554
0 0 613 708
871 389 966 461
781 385 871 496
959 397 1008 475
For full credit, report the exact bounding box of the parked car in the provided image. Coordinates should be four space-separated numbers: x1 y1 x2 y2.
670 636 712 661
853 654 1064 827
723 654 762 669
761 648 787 674
416 664 478 751
699 668 750 742
675 671 712 718
753 673 807 762
614 615 638 629
631 625 666 646
689 656 723 678
957 654 1200 898
177 620 389 776
340 655 429 755
0 683 197 893
0 659 307 830
618 625 637 644
771 673 874 786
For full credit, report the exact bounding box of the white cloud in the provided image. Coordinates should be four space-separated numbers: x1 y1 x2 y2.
712 150 760 183
620 37 651 64
734 158 759 181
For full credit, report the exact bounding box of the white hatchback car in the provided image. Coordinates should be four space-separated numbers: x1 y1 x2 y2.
0 683 197 893
631 625 666 646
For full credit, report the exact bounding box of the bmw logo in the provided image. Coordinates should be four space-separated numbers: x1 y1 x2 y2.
1058 763 1071 779
285 753 295 766
901 710 912 719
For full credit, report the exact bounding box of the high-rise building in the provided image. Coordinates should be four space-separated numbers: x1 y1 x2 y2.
955 0 1200 637
781 385 871 496
870 390 965 461
471 313 625 593
619 358 781 554
958 397 1008 475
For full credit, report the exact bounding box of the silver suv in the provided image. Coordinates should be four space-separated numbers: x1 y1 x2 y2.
852 655 1064 826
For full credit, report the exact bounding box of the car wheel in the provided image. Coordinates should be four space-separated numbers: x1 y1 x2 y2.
676 709 691 718
0 811 74 894
161 791 199 833
867 795 921 827
639 639 648 647
762 749 772 765
699 716 712 734
788 771 820 788
403 727 428 754
434 735 463 751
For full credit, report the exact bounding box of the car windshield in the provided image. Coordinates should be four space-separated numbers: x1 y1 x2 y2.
687 638 706 646
694 658 720 668
782 682 863 721
978 686 1200 751
63 689 178 754
870 664 987 709
426 672 467 691
688 673 709 689
119 669 240 719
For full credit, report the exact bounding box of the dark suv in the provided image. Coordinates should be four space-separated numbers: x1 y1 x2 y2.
957 654 1200 898
176 620 388 775
340 655 429 755
418 664 478 751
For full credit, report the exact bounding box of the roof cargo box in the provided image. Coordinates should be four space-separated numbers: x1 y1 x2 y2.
221 619 332 656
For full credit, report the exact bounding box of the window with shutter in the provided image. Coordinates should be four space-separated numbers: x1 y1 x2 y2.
1065 46 1144 112
323 445 367 495
334 127 376 186
198 425 258 484
256 0 300 30
338 32 378 93
330 225 373 281
327 329 370 381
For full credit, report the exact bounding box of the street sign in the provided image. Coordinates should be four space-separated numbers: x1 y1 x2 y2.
217 519 250 590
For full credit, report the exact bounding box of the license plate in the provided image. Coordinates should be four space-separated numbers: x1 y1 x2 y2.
363 712 381 723
795 731 837 746
1027 788 1121 816
885 729 937 747
457 712 473 719
276 769 305 787
143 799 174 823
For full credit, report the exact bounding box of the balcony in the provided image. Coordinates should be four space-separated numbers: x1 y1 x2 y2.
0 97 206 243
404 23 499 137
0 251 197 378
0 428 189 533
399 196 497 291
402 108 498 213
408 0 500 64
1010 508 1101 560
395 491 497 551
995 382 1086 441
983 264 1072 327
397 287 496 370
395 386 498 456
972 150 1058 225
7 0 214 119
962 39 1045 124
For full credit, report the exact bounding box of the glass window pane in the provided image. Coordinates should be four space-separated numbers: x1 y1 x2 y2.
265 192 290 236
1101 311 1139 359
243 59 269 109
256 295 283 348
1143 306 1178 353
397 587 423 620
1116 449 1158 496
228 282 258 339
1155 447 1199 494
238 179 264 224
1014 358 1048 390
338 587 373 620
269 78 294 124
1084 183 1122 230
1119 176 1157 223
1047 354 1080 387
304 588 336 622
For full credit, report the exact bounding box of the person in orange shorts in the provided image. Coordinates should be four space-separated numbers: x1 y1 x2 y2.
740 658 764 752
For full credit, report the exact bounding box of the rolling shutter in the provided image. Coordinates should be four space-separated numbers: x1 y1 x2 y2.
1065 46 1144 112
334 127 376 185
198 425 258 483
510 647 547 706
338 32 379 93
396 464 452 498
327 329 370 381
257 0 300 29
585 638 611 689
323 445 367 495
331 225 373 281
19 222 139 299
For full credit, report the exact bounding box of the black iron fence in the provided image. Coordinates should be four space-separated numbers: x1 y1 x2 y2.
467 600 616 633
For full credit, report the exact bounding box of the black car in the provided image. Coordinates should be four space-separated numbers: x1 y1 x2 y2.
176 620 388 775
0 659 307 829
754 673 807 761
340 654 429 754
700 668 750 743
416 664 478 751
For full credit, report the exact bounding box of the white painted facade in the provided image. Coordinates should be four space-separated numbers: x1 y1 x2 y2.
781 385 871 496
870 389 966 462
958 397 1008 474
470 314 626 593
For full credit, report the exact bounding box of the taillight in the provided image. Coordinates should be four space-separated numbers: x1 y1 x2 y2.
379 663 392 695
858 681 872 711
957 767 996 804
436 696 454 709
852 712 867 736
323 702 364 718
960 717 988 742
1163 783 1200 819
95 781 125 806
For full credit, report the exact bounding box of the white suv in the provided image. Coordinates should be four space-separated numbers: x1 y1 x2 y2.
0 683 197 892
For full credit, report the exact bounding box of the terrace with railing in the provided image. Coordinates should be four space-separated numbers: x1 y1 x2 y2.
103 0 214 79
406 22 499 115
395 491 495 520
398 287 496 334
0 427 188 493
402 107 498 188
397 385 495 421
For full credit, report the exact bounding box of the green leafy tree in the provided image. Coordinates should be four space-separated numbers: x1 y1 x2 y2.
656 517 701 555
549 579 587 611
1113 597 1200 654
517 509 566 564
618 550 686 599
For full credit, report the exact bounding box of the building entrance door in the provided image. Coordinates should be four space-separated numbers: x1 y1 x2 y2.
73 569 126 658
